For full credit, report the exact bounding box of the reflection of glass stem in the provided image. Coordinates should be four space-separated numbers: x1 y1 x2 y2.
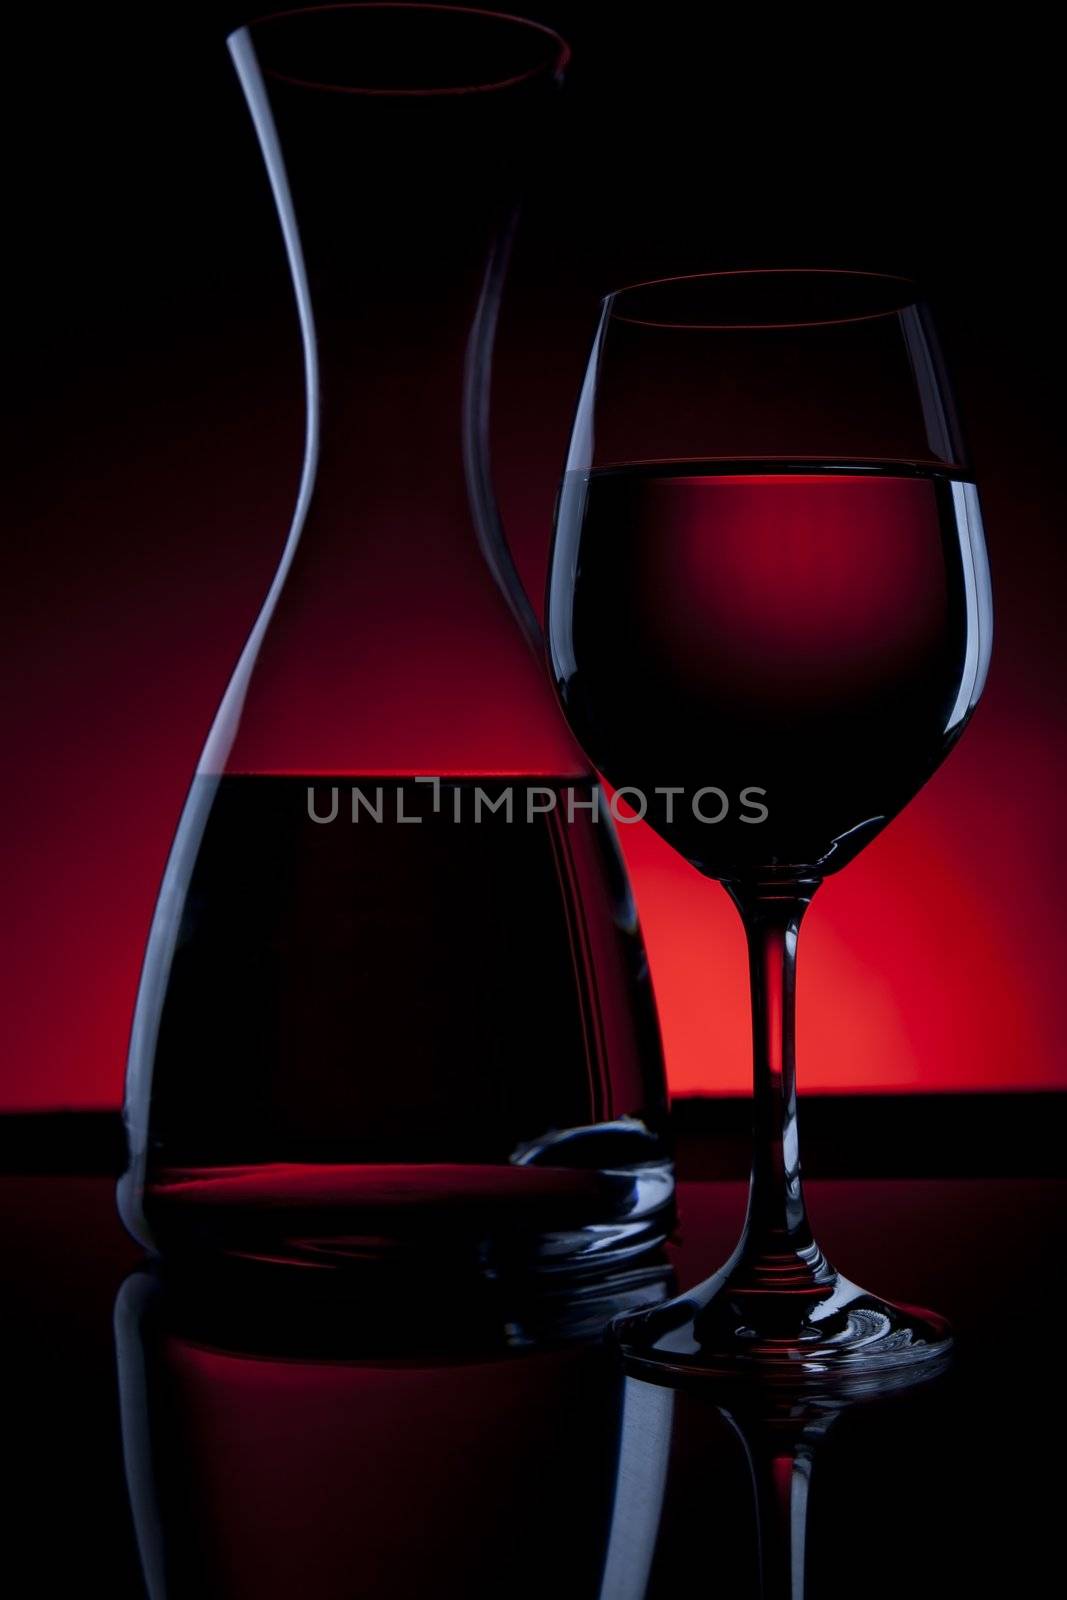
721 1400 839 1600
600 1362 951 1599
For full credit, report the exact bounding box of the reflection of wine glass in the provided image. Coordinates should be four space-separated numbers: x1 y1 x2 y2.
599 1356 952 1600
548 271 993 1376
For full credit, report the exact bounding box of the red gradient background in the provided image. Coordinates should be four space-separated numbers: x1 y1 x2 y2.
5 4 1063 1108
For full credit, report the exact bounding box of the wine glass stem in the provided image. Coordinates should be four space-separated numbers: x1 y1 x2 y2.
725 879 831 1287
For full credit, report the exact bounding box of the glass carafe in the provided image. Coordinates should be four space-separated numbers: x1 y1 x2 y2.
118 5 672 1277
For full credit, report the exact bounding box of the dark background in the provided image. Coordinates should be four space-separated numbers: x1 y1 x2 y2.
6 3 1064 1105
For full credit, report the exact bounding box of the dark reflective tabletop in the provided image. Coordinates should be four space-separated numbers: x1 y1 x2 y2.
3 1173 1062 1597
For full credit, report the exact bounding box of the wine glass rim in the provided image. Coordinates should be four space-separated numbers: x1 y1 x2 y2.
607 269 920 330
231 3 571 96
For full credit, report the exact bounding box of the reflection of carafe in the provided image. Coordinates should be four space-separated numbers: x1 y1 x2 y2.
118 6 672 1273
115 1269 641 1600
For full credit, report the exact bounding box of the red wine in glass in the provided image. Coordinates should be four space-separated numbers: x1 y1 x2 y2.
557 460 987 878
547 270 993 1379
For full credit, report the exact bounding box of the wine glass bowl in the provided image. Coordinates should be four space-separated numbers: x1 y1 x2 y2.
546 270 992 1377
550 270 992 884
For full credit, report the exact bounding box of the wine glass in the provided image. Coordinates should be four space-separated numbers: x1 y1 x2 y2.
547 270 992 1377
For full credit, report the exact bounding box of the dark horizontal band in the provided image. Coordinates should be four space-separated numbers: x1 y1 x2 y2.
0 1095 1062 1179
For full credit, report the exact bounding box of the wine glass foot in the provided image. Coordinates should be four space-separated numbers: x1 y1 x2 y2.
612 1264 952 1384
